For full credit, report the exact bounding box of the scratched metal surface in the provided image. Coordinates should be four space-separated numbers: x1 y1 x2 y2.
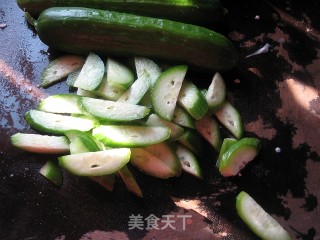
0 0 319 239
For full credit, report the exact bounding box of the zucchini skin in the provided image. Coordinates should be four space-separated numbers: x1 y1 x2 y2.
17 0 225 26
35 7 239 72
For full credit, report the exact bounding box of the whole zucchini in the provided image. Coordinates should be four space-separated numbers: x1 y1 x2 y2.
34 7 239 72
17 0 226 26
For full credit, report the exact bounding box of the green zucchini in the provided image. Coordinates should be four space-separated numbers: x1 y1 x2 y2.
34 7 238 72
18 0 226 26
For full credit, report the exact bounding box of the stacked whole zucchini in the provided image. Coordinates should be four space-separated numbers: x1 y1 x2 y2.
18 0 239 72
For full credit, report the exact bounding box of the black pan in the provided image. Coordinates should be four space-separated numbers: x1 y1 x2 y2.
1 0 319 239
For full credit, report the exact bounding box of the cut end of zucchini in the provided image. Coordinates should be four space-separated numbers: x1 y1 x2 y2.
25 110 97 135
106 58 134 90
236 191 292 240
73 52 105 91
41 55 85 88
151 65 188 121
80 97 150 122
178 79 208 120
206 72 226 112
219 138 260 177
37 94 82 114
92 125 171 148
118 165 143 198
11 133 70 154
39 161 63 187
176 144 203 180
214 101 244 139
91 174 115 192
59 148 131 176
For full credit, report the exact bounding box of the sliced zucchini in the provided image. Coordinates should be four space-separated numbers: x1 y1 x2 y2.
92 125 170 147
135 57 162 108
39 160 63 187
195 115 222 151
118 165 143 198
79 97 150 122
105 58 134 90
11 133 69 154
145 113 184 141
151 65 187 121
37 94 82 114
25 110 97 135
93 75 125 101
76 88 97 98
216 137 237 167
206 72 226 112
172 105 196 129
66 68 81 87
218 138 260 177
73 52 105 91
59 148 131 176
134 57 162 86
175 144 203 179
214 101 244 139
91 174 115 192
65 130 102 154
236 191 292 240
41 54 85 88
178 79 208 120
130 142 182 179
177 129 204 157
117 72 151 104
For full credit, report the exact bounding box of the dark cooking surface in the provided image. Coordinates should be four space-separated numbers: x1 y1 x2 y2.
1 1 319 239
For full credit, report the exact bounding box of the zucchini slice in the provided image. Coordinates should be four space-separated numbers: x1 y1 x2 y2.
11 133 69 154
236 191 291 240
218 138 260 177
152 65 187 121
59 148 131 176
92 125 171 147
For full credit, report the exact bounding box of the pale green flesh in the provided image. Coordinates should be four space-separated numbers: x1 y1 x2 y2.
118 165 143 198
41 55 85 88
73 52 104 91
76 88 97 98
145 113 184 141
216 138 237 167
176 144 203 179
65 130 102 154
106 58 134 90
130 143 181 179
178 80 208 120
38 94 82 114
80 97 150 121
152 65 187 121
206 72 226 112
134 57 162 85
117 73 151 104
172 105 195 129
25 110 96 134
92 125 171 147
236 191 292 240
214 101 244 139
142 142 182 177
59 148 131 176
94 75 125 100
195 115 222 151
39 161 63 187
66 68 81 87
219 138 260 177
11 133 70 154
177 129 204 157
